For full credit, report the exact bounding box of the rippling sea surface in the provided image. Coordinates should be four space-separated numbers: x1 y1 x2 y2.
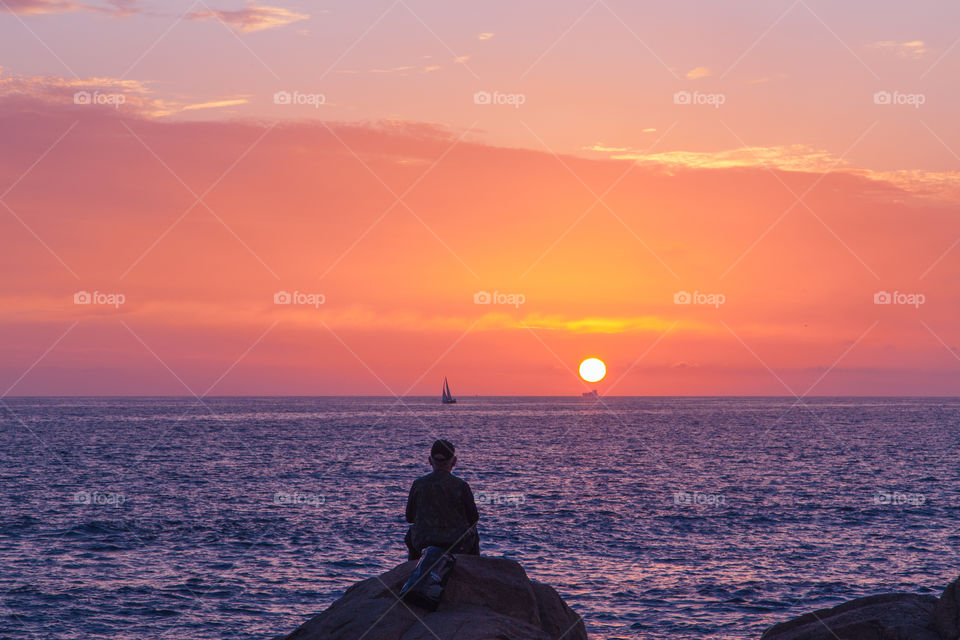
2 397 959 640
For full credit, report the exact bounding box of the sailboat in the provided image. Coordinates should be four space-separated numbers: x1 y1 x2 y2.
441 377 457 404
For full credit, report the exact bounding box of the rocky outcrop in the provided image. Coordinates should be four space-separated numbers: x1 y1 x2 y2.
274 555 586 640
933 577 960 640
760 593 939 640
763 576 960 640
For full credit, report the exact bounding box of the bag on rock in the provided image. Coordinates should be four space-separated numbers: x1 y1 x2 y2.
399 546 456 611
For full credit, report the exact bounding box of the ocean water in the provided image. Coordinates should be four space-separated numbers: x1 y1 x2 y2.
1 396 959 640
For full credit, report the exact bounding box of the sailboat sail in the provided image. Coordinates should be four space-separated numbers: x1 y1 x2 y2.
442 377 456 404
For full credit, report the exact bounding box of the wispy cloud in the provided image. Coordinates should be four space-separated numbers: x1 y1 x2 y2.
685 66 711 80
0 0 85 15
180 96 251 111
519 314 685 334
871 40 927 59
746 72 788 85
0 70 150 97
584 142 960 202
0 69 248 117
477 32 494 40
588 143 841 172
351 64 443 75
369 65 415 74
188 3 308 33
1 0 138 16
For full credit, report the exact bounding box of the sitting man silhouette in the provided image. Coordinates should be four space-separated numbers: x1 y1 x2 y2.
404 439 480 561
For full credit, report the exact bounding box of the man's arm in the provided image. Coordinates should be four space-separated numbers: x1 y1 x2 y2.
462 481 479 525
405 482 417 524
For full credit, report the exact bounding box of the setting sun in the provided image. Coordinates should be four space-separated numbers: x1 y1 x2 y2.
578 358 606 383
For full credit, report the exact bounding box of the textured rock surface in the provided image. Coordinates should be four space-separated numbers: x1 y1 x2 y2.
276 555 587 640
933 577 960 640
761 593 939 640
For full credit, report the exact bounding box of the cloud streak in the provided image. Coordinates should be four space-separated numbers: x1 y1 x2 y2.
187 4 308 33
0 69 253 117
2 0 305 29
0 0 86 15
585 142 960 203
871 40 927 59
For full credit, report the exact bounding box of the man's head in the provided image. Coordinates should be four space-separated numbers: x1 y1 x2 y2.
429 439 457 472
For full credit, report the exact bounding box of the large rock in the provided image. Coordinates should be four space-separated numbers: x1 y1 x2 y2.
761 593 939 640
933 577 960 640
276 555 587 640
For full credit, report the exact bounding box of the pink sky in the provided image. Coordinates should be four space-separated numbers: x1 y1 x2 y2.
2 0 960 395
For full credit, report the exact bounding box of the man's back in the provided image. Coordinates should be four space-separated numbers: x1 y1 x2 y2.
406 470 478 551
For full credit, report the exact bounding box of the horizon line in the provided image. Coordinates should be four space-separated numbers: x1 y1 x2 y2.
3 394 959 399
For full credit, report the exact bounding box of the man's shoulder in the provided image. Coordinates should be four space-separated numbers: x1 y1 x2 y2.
413 471 470 487
447 472 471 490
411 473 430 488
412 471 442 485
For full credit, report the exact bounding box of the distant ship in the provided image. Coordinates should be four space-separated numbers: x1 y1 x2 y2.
442 377 457 404
582 389 599 398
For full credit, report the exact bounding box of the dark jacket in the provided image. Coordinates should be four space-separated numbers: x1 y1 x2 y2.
405 470 479 551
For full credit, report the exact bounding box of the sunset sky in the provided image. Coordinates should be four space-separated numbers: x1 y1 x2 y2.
2 0 960 395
